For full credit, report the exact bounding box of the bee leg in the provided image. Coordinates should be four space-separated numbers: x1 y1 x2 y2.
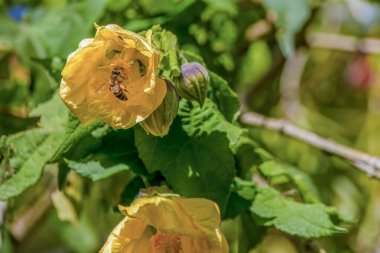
120 84 129 93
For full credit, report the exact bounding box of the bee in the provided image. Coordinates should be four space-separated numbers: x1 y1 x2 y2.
109 65 129 101
100 49 146 101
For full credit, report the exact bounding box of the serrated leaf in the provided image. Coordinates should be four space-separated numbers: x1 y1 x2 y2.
262 0 310 56
179 99 243 149
259 160 320 203
0 103 103 199
65 159 129 181
251 186 346 238
151 27 180 80
0 132 61 200
134 119 235 212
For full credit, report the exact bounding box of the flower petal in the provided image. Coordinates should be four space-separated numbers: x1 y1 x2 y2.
119 196 228 252
100 216 153 253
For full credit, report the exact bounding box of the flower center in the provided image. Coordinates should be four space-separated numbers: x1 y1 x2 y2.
150 231 182 253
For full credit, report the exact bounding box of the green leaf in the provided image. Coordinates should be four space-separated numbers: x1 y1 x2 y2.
49 114 104 162
251 186 346 238
151 27 181 80
259 160 320 203
134 119 235 212
262 0 310 56
29 62 59 108
139 0 195 15
0 131 61 200
181 50 206 65
209 71 240 122
65 159 130 181
29 91 67 131
30 0 107 57
224 177 256 219
86 130 146 175
179 99 243 149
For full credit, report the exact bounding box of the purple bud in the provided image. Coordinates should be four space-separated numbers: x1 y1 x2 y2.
176 62 209 107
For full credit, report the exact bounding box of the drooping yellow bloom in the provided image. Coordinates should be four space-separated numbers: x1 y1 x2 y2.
100 194 229 253
60 24 167 129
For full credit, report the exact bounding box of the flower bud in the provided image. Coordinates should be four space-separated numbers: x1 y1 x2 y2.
176 62 209 107
140 81 179 137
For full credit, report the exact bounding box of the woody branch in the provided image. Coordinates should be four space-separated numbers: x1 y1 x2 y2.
240 111 380 179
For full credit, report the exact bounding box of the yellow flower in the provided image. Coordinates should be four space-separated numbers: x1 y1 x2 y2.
100 195 229 253
60 24 167 129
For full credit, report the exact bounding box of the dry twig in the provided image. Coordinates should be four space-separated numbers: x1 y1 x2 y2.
240 111 380 179
307 32 380 54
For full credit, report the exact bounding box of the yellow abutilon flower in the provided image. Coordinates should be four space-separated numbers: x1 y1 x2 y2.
60 24 167 129
100 194 229 253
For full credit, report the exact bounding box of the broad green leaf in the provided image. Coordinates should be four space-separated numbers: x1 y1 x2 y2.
6 129 49 170
29 91 67 131
65 159 130 181
235 135 261 177
209 71 240 122
251 186 346 238
91 130 146 175
139 0 195 16
0 132 61 200
259 160 320 203
49 114 104 162
29 62 59 108
203 0 238 16
30 0 107 57
0 100 104 199
224 177 256 219
134 119 235 211
179 99 243 149
262 0 310 56
151 27 181 80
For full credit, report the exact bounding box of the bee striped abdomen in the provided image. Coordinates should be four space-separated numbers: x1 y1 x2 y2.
115 90 128 100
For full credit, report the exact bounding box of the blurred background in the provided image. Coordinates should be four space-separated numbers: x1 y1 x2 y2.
1 0 380 252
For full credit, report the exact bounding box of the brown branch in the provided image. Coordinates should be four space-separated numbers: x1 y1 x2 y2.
240 111 380 179
307 32 380 54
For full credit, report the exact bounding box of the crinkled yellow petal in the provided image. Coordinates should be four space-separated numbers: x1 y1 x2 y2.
60 24 167 129
100 216 153 253
119 196 228 252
